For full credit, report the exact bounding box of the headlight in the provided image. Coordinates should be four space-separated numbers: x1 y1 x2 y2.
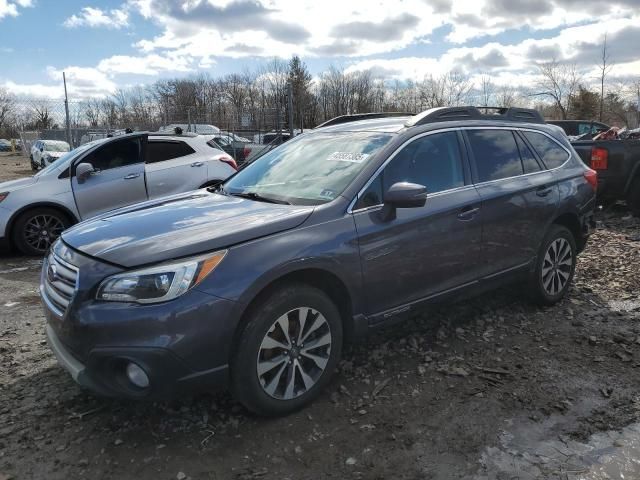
96 250 226 304
0 192 8 203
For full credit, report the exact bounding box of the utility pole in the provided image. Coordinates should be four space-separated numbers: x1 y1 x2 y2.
287 81 294 137
63 72 71 145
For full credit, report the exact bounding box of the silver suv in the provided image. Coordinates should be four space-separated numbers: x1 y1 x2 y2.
0 132 237 255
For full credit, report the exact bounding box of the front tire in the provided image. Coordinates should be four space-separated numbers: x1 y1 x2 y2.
231 285 343 416
529 225 576 305
30 155 38 171
12 208 71 256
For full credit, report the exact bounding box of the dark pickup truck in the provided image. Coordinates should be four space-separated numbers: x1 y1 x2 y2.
571 139 640 215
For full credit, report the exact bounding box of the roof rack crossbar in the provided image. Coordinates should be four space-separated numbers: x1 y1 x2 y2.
406 106 544 127
316 112 414 129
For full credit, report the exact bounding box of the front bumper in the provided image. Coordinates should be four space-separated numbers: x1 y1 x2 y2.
42 241 239 399
45 324 229 398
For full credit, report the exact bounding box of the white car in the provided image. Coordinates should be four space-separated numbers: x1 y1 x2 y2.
30 140 71 170
0 132 237 255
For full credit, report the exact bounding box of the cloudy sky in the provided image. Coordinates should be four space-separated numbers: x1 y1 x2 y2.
1 0 639 99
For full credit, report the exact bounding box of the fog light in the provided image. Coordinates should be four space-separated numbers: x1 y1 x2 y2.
125 362 149 388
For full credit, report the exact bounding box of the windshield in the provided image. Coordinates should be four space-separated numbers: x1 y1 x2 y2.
43 142 70 152
223 131 392 205
35 140 101 177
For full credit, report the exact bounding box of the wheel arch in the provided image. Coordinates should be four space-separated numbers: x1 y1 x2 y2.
230 267 357 362
551 211 582 250
6 202 79 246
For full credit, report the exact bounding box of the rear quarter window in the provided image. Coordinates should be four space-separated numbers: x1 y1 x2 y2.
522 131 569 169
467 129 523 182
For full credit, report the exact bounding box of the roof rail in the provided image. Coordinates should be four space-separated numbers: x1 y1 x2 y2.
316 112 414 129
149 131 199 138
405 106 544 127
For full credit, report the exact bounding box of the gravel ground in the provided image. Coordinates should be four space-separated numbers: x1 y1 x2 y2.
0 156 639 478
0 152 31 182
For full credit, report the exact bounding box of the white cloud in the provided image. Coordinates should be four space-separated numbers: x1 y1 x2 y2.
0 0 32 21
63 5 129 29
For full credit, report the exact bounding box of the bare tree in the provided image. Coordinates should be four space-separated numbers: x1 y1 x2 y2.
598 34 613 122
479 75 495 107
0 88 14 133
533 59 581 119
496 85 517 108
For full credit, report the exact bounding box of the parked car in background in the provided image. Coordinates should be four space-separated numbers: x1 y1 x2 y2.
0 132 236 255
0 139 11 152
30 140 71 170
208 131 292 166
221 131 251 143
570 137 640 215
41 107 596 416
548 120 610 138
160 124 221 135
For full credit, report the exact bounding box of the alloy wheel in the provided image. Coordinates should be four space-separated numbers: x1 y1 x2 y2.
541 237 573 296
256 307 332 400
23 214 65 253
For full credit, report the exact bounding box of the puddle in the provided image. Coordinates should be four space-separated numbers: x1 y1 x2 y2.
474 398 640 479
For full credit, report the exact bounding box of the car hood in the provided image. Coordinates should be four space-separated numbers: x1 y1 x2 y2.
61 190 314 267
44 151 66 158
0 176 38 192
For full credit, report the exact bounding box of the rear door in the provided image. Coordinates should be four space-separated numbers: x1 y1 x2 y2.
354 130 483 317
71 136 147 219
145 139 204 198
464 128 560 277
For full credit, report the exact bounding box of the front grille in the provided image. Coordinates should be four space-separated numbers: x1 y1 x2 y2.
42 252 79 316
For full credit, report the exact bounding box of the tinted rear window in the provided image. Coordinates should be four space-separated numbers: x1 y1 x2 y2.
522 131 569 169
147 141 195 163
467 129 523 182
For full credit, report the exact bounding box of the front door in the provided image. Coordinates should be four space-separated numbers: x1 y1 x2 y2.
353 130 483 318
72 136 148 219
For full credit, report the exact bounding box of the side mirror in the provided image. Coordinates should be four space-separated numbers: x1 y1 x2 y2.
380 182 427 221
40 146 44 152
76 162 95 184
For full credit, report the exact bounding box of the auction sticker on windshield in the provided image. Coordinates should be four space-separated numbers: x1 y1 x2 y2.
327 152 370 163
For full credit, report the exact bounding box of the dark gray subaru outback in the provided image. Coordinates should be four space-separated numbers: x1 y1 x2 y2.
41 107 597 416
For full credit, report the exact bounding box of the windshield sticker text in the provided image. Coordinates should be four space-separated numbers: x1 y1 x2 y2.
327 152 370 163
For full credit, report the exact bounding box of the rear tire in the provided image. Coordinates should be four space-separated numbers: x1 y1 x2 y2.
528 225 576 305
231 285 343 416
12 207 71 256
628 177 640 217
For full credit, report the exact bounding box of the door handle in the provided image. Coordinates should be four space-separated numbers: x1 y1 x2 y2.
123 173 140 180
458 206 479 221
536 185 553 197
191 161 204 167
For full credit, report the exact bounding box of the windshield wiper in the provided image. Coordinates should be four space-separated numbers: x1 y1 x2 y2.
229 191 291 205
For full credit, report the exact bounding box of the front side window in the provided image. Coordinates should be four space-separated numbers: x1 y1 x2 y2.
147 141 195 164
224 131 392 205
355 131 465 210
82 138 141 172
467 129 523 182
522 131 569 169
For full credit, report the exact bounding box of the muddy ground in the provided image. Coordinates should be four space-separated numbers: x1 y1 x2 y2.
0 155 639 479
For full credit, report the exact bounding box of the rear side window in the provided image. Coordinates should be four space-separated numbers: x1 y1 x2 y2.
147 141 195 164
82 138 141 172
522 131 569 169
514 133 542 174
467 130 523 182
